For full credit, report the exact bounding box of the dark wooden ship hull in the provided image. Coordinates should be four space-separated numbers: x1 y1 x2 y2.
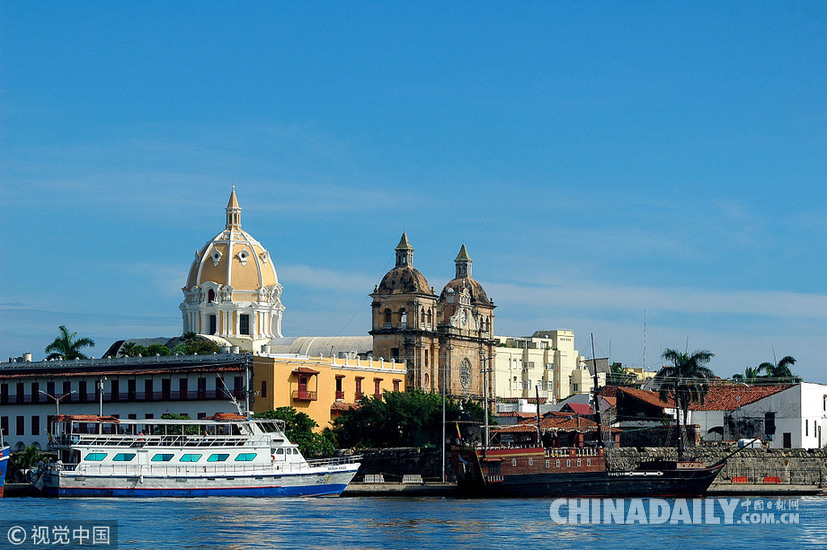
452 446 725 498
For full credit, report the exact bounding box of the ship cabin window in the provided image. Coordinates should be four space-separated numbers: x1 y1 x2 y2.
587 459 592 466
151 454 174 462
577 459 581 467
528 458 533 466
235 453 256 462
85 453 107 461
180 454 202 462
511 458 517 467
545 460 550 468
556 460 561 468
113 453 136 462
207 454 229 462
566 459 571 467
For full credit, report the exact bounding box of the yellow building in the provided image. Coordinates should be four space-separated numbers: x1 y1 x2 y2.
253 354 406 430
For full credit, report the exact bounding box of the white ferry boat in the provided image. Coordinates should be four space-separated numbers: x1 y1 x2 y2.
35 413 360 497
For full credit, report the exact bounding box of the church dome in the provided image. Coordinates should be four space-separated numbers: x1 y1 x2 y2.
438 245 491 305
375 233 434 296
185 188 279 292
440 277 491 305
377 266 433 295
180 188 285 342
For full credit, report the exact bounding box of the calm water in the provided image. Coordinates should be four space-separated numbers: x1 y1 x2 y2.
1 495 826 549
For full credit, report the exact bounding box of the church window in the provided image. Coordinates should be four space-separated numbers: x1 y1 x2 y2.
399 309 407 327
240 314 250 335
209 315 217 335
207 289 215 303
383 309 392 326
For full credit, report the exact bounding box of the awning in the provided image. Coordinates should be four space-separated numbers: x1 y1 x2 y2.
292 367 320 375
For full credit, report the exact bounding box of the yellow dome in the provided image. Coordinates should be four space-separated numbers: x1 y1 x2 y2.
185 188 279 292
180 188 285 341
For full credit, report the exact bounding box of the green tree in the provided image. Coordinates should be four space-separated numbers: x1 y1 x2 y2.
253 407 335 458
733 366 761 382
758 356 801 382
12 444 47 469
172 332 221 355
146 344 171 356
608 362 637 386
655 348 715 457
119 342 139 357
331 389 489 449
45 325 95 360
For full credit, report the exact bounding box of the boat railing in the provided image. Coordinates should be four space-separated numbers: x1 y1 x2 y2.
51 433 251 448
66 460 338 477
306 455 362 467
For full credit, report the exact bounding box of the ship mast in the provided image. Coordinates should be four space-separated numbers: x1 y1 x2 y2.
590 333 603 448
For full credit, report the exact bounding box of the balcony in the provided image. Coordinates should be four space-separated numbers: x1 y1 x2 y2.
292 390 317 402
335 390 345 400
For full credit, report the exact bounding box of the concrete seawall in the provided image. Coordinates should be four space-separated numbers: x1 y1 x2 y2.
351 446 826 495
607 446 826 494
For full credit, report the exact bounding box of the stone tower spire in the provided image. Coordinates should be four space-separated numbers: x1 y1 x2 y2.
226 186 242 230
454 244 472 279
395 233 414 268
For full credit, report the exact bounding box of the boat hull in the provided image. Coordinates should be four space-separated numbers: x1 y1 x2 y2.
453 447 724 498
42 465 358 498
0 446 9 497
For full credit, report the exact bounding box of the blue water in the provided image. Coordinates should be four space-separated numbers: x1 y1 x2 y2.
1 495 825 549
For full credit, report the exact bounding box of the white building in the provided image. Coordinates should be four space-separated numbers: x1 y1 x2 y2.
726 382 827 449
493 330 590 403
0 354 248 451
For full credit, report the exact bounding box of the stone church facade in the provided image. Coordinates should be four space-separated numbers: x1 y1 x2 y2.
370 234 496 400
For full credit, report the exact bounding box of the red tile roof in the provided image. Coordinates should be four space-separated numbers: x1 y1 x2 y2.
562 403 594 415
617 387 674 408
688 385 792 411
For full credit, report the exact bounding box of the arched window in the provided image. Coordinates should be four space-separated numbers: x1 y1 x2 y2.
383 308 392 326
207 289 216 303
399 309 407 327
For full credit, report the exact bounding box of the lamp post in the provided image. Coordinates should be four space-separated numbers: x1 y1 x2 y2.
38 390 76 417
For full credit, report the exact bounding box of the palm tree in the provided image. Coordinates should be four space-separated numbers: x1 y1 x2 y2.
655 348 715 458
44 325 95 360
758 356 800 383
119 341 139 357
733 365 761 382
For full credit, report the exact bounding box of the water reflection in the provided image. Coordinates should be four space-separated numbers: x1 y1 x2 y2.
0 495 823 549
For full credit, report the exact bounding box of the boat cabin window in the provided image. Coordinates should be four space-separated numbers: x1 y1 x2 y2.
234 453 256 462
85 453 107 461
180 454 202 462
207 454 229 462
275 448 284 455
151 454 174 462
113 453 136 462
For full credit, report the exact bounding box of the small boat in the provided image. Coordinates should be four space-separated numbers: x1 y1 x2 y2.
0 433 9 497
452 445 725 498
34 413 359 497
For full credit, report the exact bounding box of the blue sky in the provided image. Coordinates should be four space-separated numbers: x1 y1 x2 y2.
2 3 826 382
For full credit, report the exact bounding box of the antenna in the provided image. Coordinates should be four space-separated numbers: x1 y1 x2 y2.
217 374 244 415
643 310 647 372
